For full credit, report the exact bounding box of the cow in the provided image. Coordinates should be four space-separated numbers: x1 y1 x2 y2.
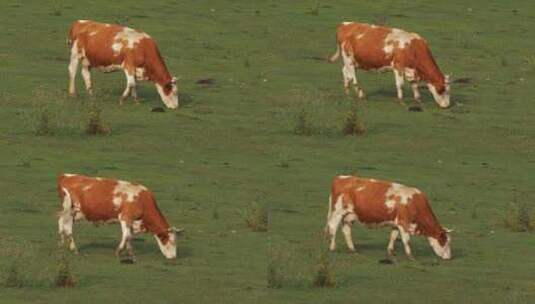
57 174 182 260
325 175 452 260
67 20 179 109
329 22 451 108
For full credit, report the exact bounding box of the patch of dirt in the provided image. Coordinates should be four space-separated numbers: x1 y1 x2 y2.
196 78 215 85
452 77 472 84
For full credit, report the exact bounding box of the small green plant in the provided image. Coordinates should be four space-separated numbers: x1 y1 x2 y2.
36 110 54 136
308 0 320 15
504 200 534 232
86 104 111 136
55 248 76 288
294 108 313 136
267 245 285 289
4 262 25 288
241 202 269 232
312 248 336 288
342 102 366 136
50 0 62 16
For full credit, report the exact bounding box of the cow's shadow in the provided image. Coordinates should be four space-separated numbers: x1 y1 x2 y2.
78 238 192 259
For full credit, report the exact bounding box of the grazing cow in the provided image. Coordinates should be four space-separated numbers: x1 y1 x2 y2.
57 174 181 259
325 175 452 260
329 22 451 108
67 20 179 108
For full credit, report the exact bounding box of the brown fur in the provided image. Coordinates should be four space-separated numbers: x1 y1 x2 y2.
334 22 447 94
57 174 171 244
330 176 447 244
68 20 174 93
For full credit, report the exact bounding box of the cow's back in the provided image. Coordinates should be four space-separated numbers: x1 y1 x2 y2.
58 174 119 221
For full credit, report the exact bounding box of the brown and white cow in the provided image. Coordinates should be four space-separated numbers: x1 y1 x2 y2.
57 174 181 259
329 22 451 108
67 20 179 108
325 175 452 260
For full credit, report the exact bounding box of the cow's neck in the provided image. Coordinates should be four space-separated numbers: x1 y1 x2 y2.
142 206 170 237
418 60 446 94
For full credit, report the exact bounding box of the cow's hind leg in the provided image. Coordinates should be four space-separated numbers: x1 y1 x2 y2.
68 41 81 97
341 213 357 252
120 71 137 105
81 59 93 96
387 228 399 256
326 195 347 251
341 48 365 99
58 189 78 253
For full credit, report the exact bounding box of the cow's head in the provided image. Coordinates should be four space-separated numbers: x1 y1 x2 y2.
427 229 452 259
155 77 179 109
427 75 451 108
154 227 182 259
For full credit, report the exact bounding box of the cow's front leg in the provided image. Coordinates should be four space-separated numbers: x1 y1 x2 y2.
120 71 136 105
387 228 399 257
68 42 80 97
116 220 133 257
398 226 414 260
411 82 421 103
394 70 405 103
81 60 93 96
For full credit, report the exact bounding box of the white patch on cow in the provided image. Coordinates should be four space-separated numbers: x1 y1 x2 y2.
78 20 89 23
132 220 145 234
97 64 123 73
112 41 123 54
428 235 452 259
355 186 366 192
112 181 147 208
96 177 103 181
89 31 98 36
82 185 92 191
135 67 147 80
384 183 420 211
409 223 418 234
338 175 353 179
369 179 377 182
63 173 77 177
112 27 150 55
404 68 417 81
383 28 420 54
356 33 365 40
342 21 354 25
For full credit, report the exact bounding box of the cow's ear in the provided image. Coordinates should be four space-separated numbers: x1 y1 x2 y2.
171 77 177 84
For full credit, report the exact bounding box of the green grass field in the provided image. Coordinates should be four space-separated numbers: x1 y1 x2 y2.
1 0 535 303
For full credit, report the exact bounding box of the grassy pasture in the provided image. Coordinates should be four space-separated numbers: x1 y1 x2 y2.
1 0 535 303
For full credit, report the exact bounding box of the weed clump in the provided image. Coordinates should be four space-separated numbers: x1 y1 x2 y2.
504 200 535 232
36 110 54 136
267 245 285 289
312 249 336 288
4 262 25 288
294 108 313 136
86 104 110 136
55 248 76 288
241 202 269 232
342 102 365 136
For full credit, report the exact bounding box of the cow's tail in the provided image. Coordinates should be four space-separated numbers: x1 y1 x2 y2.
58 187 73 217
328 39 341 63
66 21 76 46
324 194 333 237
